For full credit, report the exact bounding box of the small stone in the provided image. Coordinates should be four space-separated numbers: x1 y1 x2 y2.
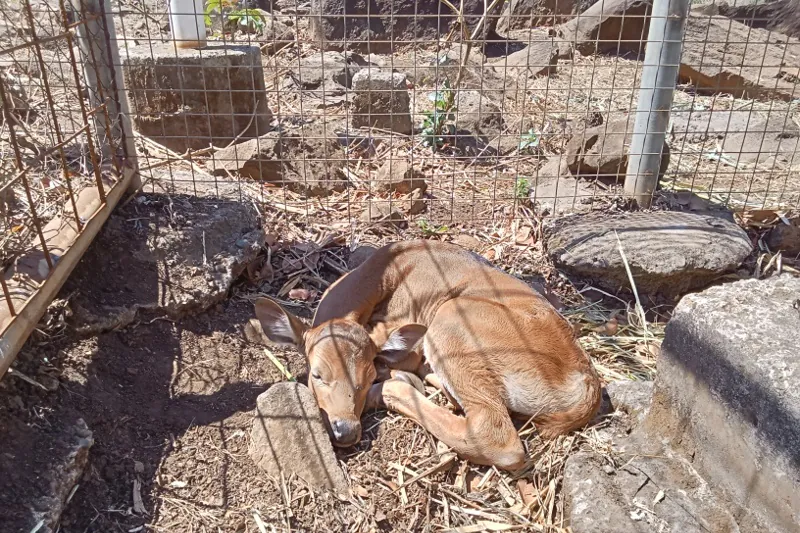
347 245 377 270
602 464 615 475
351 70 412 134
249 383 349 494
374 159 427 195
127 367 139 376
134 461 145 474
766 222 800 255
360 202 406 227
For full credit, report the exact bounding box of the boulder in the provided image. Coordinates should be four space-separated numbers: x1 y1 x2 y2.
717 0 798 38
499 0 595 29
646 276 800 531
374 159 427 194
249 383 349 494
604 380 653 428
257 14 296 53
351 70 412 134
565 117 669 183
490 31 559 79
545 210 753 298
559 0 653 56
309 0 507 52
680 14 800 101
211 126 348 196
452 90 506 150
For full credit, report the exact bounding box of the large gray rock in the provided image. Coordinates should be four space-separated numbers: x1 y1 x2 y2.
565 116 669 183
122 44 272 153
211 125 348 196
309 0 506 52
490 32 559 79
351 70 412 134
680 14 800 101
499 0 595 29
565 451 742 533
249 383 349 495
645 276 800 531
546 211 753 298
559 0 653 56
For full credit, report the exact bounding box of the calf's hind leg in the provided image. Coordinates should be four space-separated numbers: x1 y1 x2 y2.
368 379 525 470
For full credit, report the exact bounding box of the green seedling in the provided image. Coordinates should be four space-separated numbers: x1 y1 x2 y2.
205 0 267 33
514 177 530 200
421 79 457 152
519 128 541 154
416 219 449 236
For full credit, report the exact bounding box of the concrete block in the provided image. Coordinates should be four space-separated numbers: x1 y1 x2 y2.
646 275 800 531
351 70 412 134
123 43 272 153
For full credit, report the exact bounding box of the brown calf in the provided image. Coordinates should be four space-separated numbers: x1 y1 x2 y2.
254 240 601 470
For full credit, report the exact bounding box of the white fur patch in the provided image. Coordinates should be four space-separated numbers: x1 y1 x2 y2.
503 371 587 416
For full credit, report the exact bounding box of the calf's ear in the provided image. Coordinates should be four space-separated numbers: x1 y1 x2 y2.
254 298 308 348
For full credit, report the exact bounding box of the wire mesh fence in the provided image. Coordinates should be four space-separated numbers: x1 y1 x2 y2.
0 0 137 373
102 0 800 226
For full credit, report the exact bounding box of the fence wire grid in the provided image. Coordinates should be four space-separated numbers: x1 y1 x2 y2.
104 0 800 220
0 0 135 371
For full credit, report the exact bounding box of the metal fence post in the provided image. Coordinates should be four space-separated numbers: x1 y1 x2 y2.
624 0 690 207
71 0 141 192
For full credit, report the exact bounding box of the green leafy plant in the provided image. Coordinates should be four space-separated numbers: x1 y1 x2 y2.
519 128 541 154
416 219 449 236
514 177 530 200
204 0 267 33
421 80 457 152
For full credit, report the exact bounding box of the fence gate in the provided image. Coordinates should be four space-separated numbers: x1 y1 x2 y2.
0 0 138 376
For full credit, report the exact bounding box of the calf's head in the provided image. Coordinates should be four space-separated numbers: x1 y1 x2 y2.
254 298 426 447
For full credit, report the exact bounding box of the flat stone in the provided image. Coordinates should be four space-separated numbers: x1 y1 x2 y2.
546 210 753 298
564 451 741 533
645 276 800 531
122 43 272 153
605 380 653 428
351 70 412 134
680 15 800 101
373 160 427 194
565 116 669 183
291 51 369 92
559 0 653 56
529 159 599 215
0 414 93 533
63 194 265 335
250 383 349 495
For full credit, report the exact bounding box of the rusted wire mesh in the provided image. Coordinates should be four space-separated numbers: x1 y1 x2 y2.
0 0 133 357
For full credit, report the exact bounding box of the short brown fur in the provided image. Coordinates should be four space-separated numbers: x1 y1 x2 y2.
254 240 602 470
